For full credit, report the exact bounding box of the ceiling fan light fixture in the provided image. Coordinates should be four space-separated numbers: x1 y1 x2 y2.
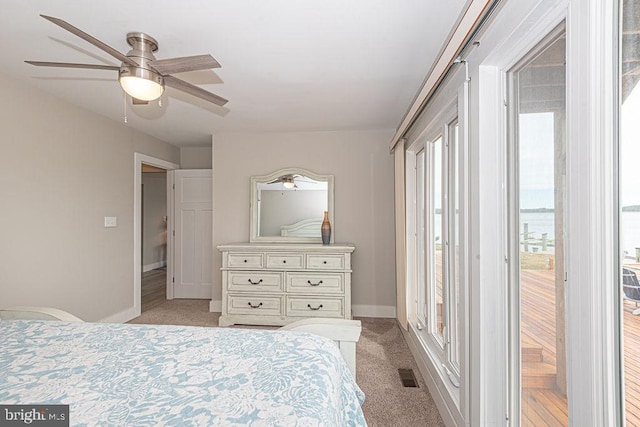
282 176 296 189
119 66 164 101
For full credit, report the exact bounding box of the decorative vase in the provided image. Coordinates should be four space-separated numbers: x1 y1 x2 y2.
321 211 331 245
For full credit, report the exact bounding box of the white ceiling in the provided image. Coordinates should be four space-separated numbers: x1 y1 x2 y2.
0 1 467 146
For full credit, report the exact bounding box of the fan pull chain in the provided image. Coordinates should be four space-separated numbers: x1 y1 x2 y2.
123 91 128 124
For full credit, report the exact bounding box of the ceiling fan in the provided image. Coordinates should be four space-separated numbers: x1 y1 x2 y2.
25 15 228 106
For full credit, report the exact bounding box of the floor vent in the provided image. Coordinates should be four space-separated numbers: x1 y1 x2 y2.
398 368 419 388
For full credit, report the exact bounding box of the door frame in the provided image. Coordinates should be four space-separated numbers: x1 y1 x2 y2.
474 0 621 424
475 1 568 422
134 153 179 317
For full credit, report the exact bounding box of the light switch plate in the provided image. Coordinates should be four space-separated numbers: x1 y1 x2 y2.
104 216 117 228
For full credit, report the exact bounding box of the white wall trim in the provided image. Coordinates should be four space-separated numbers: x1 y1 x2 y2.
134 153 179 319
143 261 166 272
166 171 175 300
565 0 620 425
401 324 461 427
210 135 216 309
209 299 222 313
98 306 138 323
352 304 396 318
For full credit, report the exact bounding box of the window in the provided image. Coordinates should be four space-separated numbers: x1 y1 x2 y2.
416 149 426 325
430 135 445 345
408 104 461 385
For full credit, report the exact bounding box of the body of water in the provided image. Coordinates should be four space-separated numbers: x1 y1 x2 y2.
520 212 555 253
519 211 640 258
432 211 640 258
622 212 640 260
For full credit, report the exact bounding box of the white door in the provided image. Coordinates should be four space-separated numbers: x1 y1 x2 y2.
169 170 213 299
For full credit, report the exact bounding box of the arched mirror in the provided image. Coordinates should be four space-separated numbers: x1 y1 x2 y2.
250 168 334 243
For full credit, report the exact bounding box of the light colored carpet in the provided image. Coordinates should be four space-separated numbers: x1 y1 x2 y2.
129 299 444 426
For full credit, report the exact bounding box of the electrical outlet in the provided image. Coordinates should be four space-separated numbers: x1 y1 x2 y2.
104 216 117 228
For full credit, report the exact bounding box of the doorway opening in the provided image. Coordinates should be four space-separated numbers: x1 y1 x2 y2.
133 153 179 318
141 163 168 312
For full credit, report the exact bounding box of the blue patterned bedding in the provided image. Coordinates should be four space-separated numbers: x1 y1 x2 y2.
0 320 366 426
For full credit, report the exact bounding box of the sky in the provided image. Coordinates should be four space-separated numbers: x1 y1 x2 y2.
621 84 640 207
517 92 640 209
519 112 555 210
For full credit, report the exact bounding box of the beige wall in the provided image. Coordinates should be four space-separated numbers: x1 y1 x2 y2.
142 173 167 268
212 129 396 310
0 73 180 321
180 146 212 169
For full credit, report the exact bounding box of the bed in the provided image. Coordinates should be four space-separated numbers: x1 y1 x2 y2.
0 308 366 426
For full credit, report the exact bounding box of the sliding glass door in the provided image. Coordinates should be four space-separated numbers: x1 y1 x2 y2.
621 0 640 424
508 26 569 426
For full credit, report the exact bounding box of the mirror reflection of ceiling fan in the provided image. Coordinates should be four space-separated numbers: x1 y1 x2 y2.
25 15 228 107
267 174 320 189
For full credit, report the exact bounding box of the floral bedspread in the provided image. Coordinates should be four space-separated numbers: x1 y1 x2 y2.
0 320 366 426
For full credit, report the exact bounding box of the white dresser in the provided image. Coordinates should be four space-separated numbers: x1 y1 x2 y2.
217 243 355 326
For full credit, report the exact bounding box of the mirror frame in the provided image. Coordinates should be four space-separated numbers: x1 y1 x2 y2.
250 167 334 243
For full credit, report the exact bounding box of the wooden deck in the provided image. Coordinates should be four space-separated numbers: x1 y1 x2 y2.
521 268 568 426
624 296 640 427
521 268 640 426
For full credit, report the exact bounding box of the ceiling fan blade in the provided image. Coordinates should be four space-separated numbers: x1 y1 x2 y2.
25 60 119 71
164 76 228 106
40 15 138 67
149 54 221 75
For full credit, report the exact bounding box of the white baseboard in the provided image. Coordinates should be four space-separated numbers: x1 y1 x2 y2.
209 300 222 313
98 306 138 323
143 261 166 272
401 324 463 427
352 304 396 318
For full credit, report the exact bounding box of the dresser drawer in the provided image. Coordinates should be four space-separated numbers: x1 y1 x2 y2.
286 296 344 318
227 253 263 268
286 272 344 294
227 294 283 316
306 254 345 270
227 271 283 292
266 253 304 269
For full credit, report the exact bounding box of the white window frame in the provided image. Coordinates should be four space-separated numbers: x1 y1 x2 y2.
448 117 461 374
400 0 619 425
426 131 445 350
416 148 427 328
472 0 620 424
407 98 463 390
505 24 567 426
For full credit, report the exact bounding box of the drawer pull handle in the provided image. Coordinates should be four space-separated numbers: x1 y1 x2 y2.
247 279 263 285
244 259 248 263
307 304 323 311
323 261 327 264
248 302 263 309
307 280 323 287
282 260 287 263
